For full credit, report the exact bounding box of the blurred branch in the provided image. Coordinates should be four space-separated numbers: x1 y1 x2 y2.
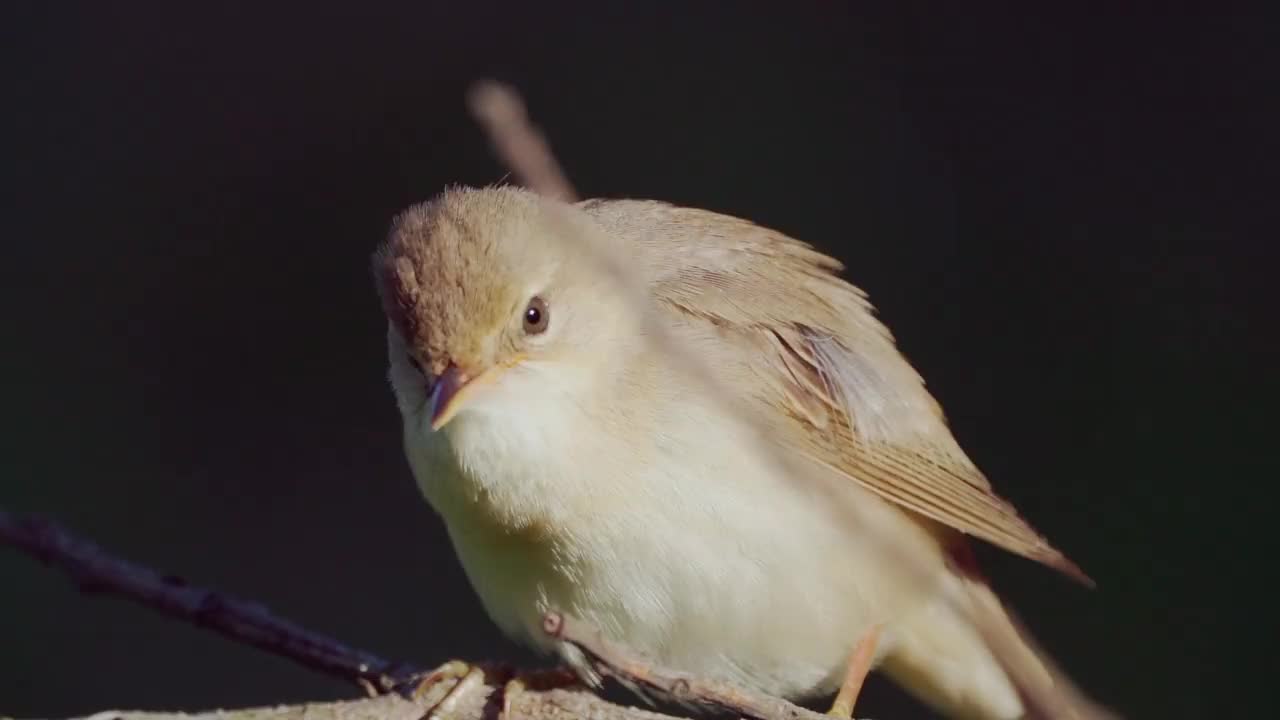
467 80 579 202
0 509 424 693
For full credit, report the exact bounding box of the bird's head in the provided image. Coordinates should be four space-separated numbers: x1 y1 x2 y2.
373 186 636 440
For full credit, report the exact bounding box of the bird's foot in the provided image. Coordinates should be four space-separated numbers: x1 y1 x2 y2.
408 660 582 720
827 624 882 719
410 659 505 720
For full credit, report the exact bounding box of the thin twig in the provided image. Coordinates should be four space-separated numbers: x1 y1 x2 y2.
467 80 578 203
0 509 425 693
544 612 831 720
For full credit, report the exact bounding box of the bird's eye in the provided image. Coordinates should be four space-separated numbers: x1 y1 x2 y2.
523 296 549 335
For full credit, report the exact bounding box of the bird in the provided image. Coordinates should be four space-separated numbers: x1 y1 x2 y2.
372 184 1111 720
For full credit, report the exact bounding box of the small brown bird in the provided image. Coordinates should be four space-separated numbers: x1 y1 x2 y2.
373 185 1109 719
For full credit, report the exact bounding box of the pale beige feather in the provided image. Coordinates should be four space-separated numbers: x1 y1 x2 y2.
579 198 1090 584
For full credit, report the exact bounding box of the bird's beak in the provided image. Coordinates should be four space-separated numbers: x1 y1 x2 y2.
428 361 504 431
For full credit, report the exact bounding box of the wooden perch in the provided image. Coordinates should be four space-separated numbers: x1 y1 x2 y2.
39 682 684 720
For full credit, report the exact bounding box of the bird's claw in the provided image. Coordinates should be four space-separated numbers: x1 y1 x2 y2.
408 660 581 720
410 660 501 720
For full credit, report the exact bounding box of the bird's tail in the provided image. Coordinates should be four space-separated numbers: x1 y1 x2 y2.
959 575 1120 720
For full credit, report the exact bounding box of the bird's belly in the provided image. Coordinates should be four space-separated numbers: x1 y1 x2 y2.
432 435 940 701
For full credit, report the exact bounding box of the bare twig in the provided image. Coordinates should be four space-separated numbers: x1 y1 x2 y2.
545 612 830 720
467 80 578 203
0 509 425 693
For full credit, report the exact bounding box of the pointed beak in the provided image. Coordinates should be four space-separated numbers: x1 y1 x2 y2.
428 361 506 431
428 364 470 431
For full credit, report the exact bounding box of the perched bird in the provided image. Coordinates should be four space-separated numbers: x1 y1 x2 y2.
373 185 1109 720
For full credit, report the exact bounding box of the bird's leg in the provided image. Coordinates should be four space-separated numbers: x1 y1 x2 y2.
499 666 583 719
828 624 882 719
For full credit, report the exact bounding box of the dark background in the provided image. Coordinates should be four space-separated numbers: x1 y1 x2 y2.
2 3 1273 718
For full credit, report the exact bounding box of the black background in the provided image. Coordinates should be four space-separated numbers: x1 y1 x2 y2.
2 3 1273 718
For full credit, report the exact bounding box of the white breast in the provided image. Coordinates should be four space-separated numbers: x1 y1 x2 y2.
402 358 951 700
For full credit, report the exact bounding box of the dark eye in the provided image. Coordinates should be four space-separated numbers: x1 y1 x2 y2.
523 296 549 335
406 355 424 374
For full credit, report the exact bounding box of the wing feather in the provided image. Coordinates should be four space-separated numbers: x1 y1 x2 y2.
580 198 1091 584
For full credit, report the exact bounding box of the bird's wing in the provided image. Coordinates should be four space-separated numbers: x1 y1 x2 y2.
579 198 1090 584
